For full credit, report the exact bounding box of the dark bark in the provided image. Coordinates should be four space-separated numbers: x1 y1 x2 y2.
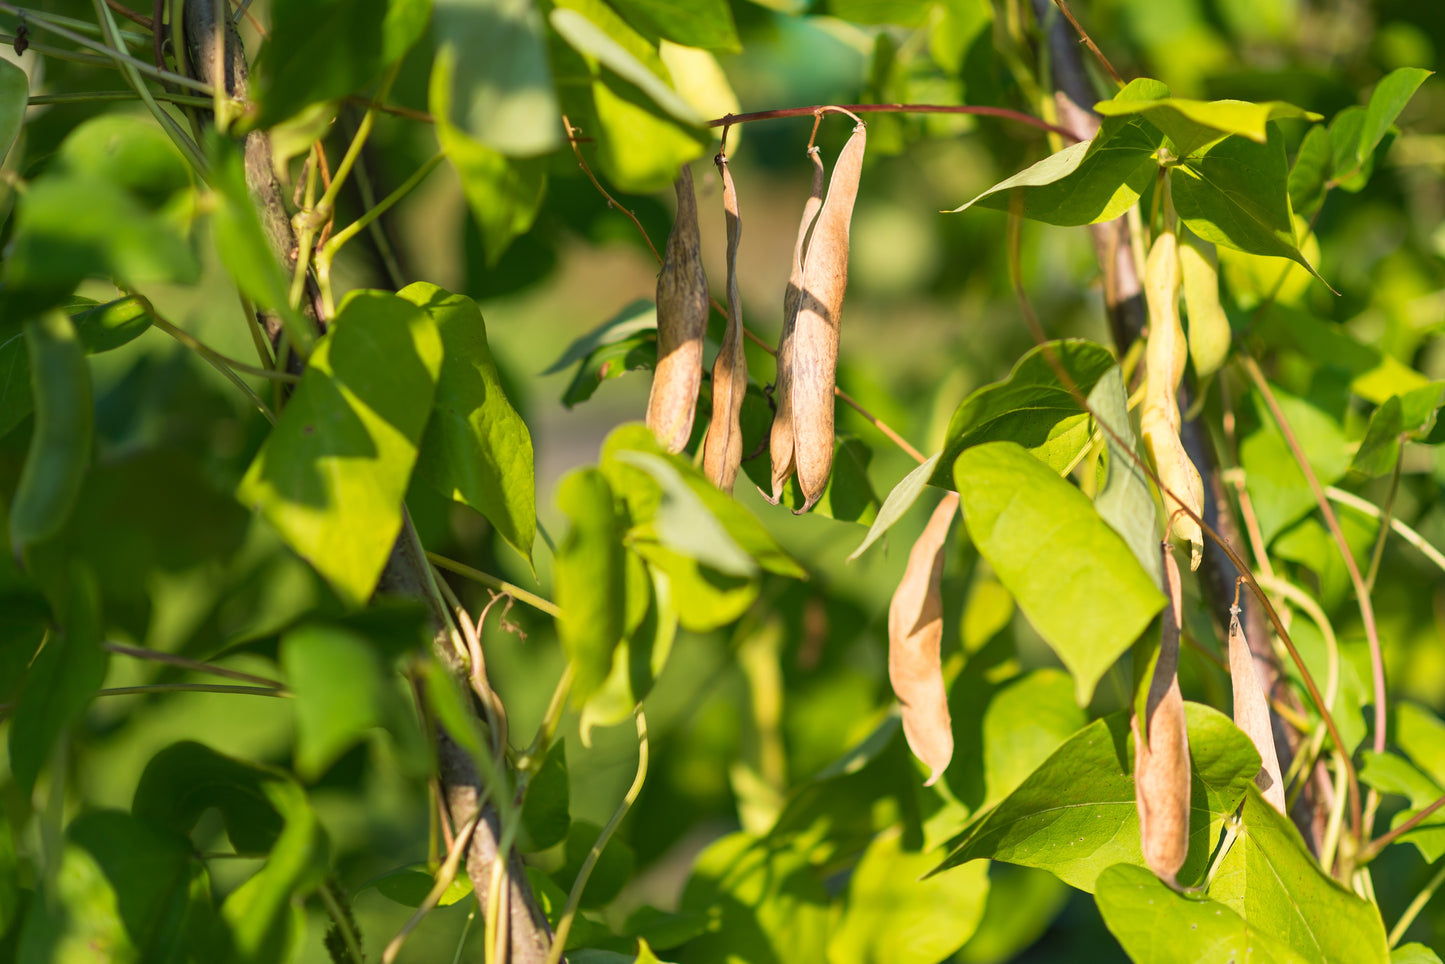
180 5 556 957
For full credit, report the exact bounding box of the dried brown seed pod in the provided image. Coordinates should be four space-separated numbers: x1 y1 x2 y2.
771 122 866 512
888 491 958 785
1229 604 1287 813
766 147 826 504
646 166 710 453
1133 543 1192 887
702 153 747 492
1140 220 1204 569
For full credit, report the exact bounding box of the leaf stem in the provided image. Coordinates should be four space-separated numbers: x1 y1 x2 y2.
1360 793 1445 864
545 711 648 964
97 683 287 699
103 641 285 689
317 151 443 277
706 102 1075 139
1364 446 1405 592
1388 858 1445 947
26 89 212 107
1240 356 1387 761
426 552 560 619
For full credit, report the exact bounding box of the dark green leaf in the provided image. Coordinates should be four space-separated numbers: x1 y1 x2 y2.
236 291 443 607
1254 304 1429 405
430 48 548 267
563 330 657 407
281 624 388 780
955 441 1164 704
937 704 1259 891
545 300 656 375
72 298 151 354
399 282 537 564
7 564 107 796
829 830 989 964
368 865 473 907
0 809 15 938
608 0 739 51
0 59 24 163
521 739 571 852
555 467 627 703
1172 126 1330 288
254 0 431 127
932 340 1115 487
955 865 1070 964
433 0 562 155
1096 863 1301 963
1210 788 1388 963
553 820 635 909
772 435 880 524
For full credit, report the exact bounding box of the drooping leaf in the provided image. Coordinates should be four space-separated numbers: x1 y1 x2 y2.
829 830 989 964
430 48 548 267
1210 788 1389 963
580 555 678 741
933 340 1116 487
520 738 571 852
849 452 941 560
564 330 658 407
1171 127 1330 288
1096 863 1303 964
399 282 537 564
955 441 1165 704
936 703 1259 892
1088 365 1162 587
433 0 562 156
254 0 431 127
546 300 657 375
555 467 627 703
1354 68 1433 171
236 291 443 607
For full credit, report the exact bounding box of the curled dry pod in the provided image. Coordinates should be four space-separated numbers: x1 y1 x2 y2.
766 147 826 504
701 154 747 492
1179 231 1230 380
773 122 866 513
646 166 710 453
1229 605 1287 813
887 491 958 785
1132 543 1191 887
1139 222 1204 570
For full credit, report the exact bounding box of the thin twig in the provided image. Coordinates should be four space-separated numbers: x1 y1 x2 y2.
707 102 1074 140
562 114 663 264
1048 0 1124 86
1361 793 1445 864
1241 356 1387 760
1364 446 1405 591
103 641 286 689
104 0 152 28
1388 858 1445 947
426 552 560 619
27 89 211 107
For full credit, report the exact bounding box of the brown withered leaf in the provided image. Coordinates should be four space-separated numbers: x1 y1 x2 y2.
1229 605 1287 813
646 166 710 453
767 146 826 504
775 122 866 513
1133 542 1191 887
888 491 958 786
702 154 747 492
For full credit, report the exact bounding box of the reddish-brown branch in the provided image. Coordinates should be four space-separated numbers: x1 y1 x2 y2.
707 103 1074 139
1360 793 1445 863
1048 0 1124 87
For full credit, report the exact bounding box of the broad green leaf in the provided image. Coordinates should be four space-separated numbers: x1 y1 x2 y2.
609 0 739 51
1288 125 1332 217
617 451 755 575
550 6 700 126
433 0 563 155
254 0 431 127
1096 863 1305 964
17 831 137 962
132 742 329 964
430 48 548 267
1172 127 1330 288
236 291 443 607
520 738 571 852
829 830 989 964
581 553 677 741
936 703 1259 891
1210 788 1389 963
398 282 537 564
1349 383 1445 479
1254 304 1429 405
946 668 1087 817
848 452 941 560
555 467 627 703
1393 946 1444 964
368 865 474 907
281 624 390 780
7 564 107 796
545 300 657 374
679 833 829 964
632 543 755 632
1216 214 1322 309
932 340 1116 487
955 441 1164 704
955 865 1070 964
0 58 27 163
1093 96 1320 158
206 135 308 349
1088 365 1163 587
563 330 657 406
1327 107 1373 193
1356 68 1433 169
553 820 636 909
1238 385 1351 544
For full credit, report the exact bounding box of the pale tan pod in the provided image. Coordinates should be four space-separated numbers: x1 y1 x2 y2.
1140 223 1204 570
646 166 710 453
1134 543 1191 887
784 122 866 513
1179 231 1230 381
1229 606 1287 813
701 154 747 492
887 491 958 785
767 147 826 503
